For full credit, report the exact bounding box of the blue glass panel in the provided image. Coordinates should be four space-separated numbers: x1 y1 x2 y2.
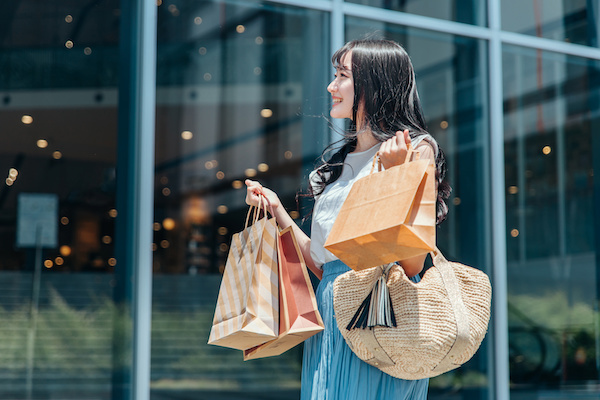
503 44 600 397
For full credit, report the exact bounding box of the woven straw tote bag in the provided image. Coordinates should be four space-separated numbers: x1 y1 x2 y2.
332 248 491 380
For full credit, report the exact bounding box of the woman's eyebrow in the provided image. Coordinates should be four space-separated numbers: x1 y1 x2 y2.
334 64 352 72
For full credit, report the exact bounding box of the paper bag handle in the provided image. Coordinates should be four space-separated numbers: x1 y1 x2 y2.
370 141 420 174
244 194 274 228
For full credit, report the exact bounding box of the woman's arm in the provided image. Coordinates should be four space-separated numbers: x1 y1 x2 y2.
379 131 436 278
245 179 322 279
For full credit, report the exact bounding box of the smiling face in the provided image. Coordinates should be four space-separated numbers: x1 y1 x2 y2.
327 51 354 120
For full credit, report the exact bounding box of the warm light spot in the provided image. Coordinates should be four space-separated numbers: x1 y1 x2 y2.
219 243 229 252
258 163 269 172
152 243 158 251
102 235 112 244
511 229 519 237
160 240 170 248
218 227 228 235
255 36 264 45
160 176 169 185
194 16 202 24
198 47 207 55
236 25 245 33
440 121 449 129
37 139 48 148
508 186 518 195
8 168 18 178
162 218 176 231
216 171 225 180
542 146 552 155
205 161 216 169
245 168 257 177
203 73 212 81
108 209 118 218
108 258 117 267
61 217 69 225
217 205 228 214
168 4 179 15
162 187 171 196
232 180 243 189
5 178 14 186
254 67 262 75
181 130 193 140
65 40 74 49
60 245 72 256
21 115 33 124
284 151 293 159
44 260 54 268
290 211 300 219
156 0 162 5
84 47 92 55
55 257 64 266
260 109 273 118
53 151 62 160
153 222 161 231
65 15 73 23
453 197 461 206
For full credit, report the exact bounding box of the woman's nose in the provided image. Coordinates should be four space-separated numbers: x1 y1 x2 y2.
327 80 336 93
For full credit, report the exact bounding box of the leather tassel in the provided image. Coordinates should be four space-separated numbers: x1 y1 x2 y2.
346 291 372 330
346 263 397 331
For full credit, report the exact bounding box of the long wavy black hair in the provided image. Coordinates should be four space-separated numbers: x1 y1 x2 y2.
310 39 451 224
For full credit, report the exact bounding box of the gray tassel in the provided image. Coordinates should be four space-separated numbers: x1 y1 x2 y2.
347 263 397 330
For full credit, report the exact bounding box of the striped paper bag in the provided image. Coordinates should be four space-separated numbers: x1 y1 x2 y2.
243 226 324 360
208 201 279 350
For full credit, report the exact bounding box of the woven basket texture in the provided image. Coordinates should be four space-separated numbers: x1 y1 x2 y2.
333 258 491 380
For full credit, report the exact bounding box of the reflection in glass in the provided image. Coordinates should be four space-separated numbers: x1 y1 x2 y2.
501 0 598 47
0 1 120 398
503 45 600 395
346 18 490 400
152 0 329 398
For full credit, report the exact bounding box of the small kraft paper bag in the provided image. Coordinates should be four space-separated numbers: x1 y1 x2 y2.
244 226 324 360
208 197 279 350
324 146 436 271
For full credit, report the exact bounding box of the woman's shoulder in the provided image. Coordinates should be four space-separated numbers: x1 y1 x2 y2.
412 133 438 162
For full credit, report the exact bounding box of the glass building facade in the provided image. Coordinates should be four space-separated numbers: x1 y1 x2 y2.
0 0 598 399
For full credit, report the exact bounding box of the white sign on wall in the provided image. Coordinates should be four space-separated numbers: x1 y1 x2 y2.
16 193 59 249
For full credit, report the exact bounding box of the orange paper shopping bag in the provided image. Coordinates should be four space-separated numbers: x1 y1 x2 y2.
208 198 279 350
324 147 436 271
244 226 324 360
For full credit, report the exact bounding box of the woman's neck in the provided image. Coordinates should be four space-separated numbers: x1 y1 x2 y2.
352 126 379 153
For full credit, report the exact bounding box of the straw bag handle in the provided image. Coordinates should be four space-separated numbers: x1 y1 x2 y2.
427 248 472 373
369 142 420 174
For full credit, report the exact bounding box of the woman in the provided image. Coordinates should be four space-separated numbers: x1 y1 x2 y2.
246 39 450 400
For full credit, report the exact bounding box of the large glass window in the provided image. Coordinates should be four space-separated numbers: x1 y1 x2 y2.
501 0 598 47
0 1 120 398
345 0 486 26
151 1 329 398
346 18 491 400
503 45 600 397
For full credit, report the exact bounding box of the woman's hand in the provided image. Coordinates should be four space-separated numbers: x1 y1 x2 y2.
245 179 281 210
378 129 411 170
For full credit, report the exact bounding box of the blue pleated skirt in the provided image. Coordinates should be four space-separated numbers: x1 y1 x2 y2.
300 260 429 400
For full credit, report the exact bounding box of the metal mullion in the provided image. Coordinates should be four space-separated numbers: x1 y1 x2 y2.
500 31 600 61
342 2 491 40
488 0 510 398
114 0 156 399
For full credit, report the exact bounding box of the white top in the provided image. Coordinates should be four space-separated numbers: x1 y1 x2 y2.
309 135 436 269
